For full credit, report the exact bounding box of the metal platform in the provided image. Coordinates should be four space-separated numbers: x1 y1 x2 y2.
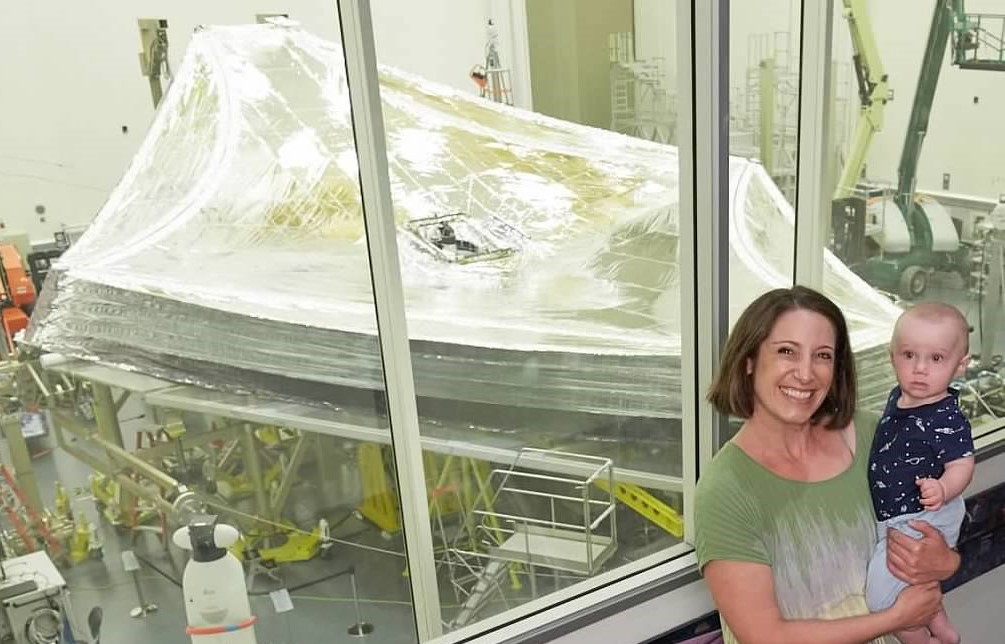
489 525 615 575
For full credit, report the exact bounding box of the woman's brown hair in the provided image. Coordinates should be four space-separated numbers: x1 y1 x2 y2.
706 285 856 428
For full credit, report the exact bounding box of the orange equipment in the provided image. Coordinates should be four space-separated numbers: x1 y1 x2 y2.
469 64 488 91
0 244 36 354
0 464 61 557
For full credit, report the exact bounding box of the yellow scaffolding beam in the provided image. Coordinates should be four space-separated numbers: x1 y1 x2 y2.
595 479 683 538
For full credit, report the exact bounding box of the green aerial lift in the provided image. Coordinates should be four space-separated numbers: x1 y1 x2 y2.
830 0 891 269
834 0 892 203
836 0 1005 299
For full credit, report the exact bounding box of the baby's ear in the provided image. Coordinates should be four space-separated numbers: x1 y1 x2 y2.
955 354 970 377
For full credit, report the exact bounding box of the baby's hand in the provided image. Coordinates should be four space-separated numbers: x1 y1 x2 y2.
917 478 945 511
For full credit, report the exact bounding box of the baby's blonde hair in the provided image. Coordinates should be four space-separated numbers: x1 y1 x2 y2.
892 301 970 355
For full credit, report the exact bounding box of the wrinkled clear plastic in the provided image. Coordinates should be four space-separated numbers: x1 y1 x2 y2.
26 22 899 418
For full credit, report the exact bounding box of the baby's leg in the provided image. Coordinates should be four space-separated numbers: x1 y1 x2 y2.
866 526 905 611
892 626 938 644
928 605 960 644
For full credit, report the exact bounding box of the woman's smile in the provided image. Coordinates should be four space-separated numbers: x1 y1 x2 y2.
780 386 814 401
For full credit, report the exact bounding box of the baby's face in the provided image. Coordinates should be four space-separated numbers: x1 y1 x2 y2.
890 316 968 406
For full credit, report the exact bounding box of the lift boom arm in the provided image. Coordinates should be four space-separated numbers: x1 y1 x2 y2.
834 0 892 200
893 0 970 251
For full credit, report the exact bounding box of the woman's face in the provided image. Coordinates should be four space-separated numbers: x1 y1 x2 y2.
748 308 837 429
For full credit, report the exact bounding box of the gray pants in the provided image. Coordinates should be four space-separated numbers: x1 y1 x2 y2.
865 495 966 612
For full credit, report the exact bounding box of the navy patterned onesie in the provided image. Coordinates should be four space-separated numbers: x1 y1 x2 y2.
864 385 974 611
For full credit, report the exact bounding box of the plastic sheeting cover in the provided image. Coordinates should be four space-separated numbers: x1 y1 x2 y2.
26 22 900 418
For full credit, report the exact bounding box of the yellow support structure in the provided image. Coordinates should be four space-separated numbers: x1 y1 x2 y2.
231 525 321 563
595 479 684 538
357 443 400 534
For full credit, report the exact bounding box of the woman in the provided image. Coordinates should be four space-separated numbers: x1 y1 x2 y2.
695 286 960 644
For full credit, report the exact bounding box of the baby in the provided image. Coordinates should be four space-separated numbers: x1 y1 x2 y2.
866 302 974 644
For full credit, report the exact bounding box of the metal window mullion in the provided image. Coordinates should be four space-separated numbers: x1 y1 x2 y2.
676 0 698 543
336 0 442 640
683 0 730 542
506 0 534 110
794 0 835 289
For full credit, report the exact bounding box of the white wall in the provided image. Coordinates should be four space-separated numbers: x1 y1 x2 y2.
633 0 1004 201
842 0 1005 199
782 0 1005 200
633 0 677 82
0 0 522 243
7 0 1000 245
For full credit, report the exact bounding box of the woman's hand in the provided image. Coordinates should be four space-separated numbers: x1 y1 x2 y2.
887 520 960 584
889 582 942 630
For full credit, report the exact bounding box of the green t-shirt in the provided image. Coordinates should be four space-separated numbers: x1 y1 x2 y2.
694 411 896 644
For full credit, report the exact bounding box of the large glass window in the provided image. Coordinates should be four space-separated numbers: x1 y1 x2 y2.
364 0 691 637
3 6 424 644
1 0 752 642
825 0 1005 430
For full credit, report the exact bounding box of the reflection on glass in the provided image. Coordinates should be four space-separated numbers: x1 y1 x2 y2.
723 3 799 448
729 4 803 206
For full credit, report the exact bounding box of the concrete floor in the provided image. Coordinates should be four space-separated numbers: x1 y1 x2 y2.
9 428 676 644
3 428 422 644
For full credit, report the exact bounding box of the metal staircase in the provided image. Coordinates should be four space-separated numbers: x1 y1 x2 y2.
446 449 617 629
449 558 510 628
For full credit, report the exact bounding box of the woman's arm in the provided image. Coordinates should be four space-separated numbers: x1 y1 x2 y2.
886 520 961 584
704 560 941 644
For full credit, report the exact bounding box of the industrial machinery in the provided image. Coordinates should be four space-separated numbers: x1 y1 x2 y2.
836 0 1005 299
831 0 890 268
833 0 892 205
138 19 172 109
469 19 512 105
0 244 36 355
173 516 257 644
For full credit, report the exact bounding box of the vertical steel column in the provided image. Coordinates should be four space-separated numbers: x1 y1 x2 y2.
241 424 270 520
91 382 132 517
759 59 777 175
828 59 840 210
981 238 1003 364
335 0 442 638
91 384 124 448
794 0 835 289
680 0 730 542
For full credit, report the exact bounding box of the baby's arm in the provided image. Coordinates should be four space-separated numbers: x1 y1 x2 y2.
919 456 975 510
